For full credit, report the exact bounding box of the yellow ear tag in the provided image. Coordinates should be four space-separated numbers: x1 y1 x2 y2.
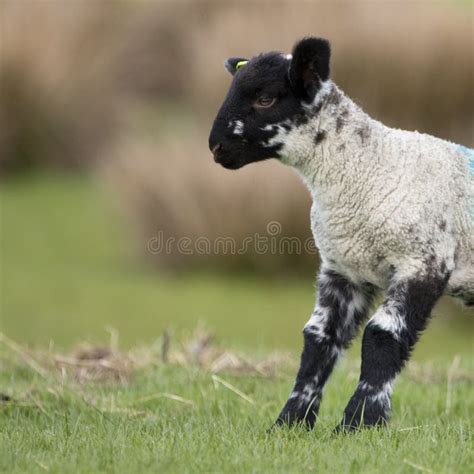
236 60 248 70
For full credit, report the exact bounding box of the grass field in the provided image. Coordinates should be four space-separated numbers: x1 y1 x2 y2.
0 339 472 474
1 175 473 473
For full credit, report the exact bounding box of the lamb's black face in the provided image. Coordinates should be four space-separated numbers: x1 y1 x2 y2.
208 38 331 169
209 53 301 169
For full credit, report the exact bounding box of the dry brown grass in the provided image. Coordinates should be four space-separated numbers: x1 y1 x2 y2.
0 330 294 386
0 1 131 173
1 331 472 390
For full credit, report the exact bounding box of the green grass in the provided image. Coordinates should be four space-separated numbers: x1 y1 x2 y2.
0 174 473 473
0 350 472 474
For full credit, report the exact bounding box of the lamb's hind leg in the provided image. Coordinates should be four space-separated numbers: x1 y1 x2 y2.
275 267 376 428
338 263 450 431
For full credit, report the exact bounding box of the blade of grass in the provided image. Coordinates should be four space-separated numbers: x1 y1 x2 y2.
211 374 255 404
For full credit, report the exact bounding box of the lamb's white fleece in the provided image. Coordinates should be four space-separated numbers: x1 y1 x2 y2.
268 81 473 297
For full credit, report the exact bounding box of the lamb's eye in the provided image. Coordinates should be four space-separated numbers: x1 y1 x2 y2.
254 97 276 108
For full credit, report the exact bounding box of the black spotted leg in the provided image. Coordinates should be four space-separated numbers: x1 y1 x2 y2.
337 265 450 431
274 267 376 428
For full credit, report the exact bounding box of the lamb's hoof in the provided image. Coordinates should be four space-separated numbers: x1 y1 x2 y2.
333 422 360 435
267 419 284 433
333 415 387 435
269 412 316 432
267 417 294 433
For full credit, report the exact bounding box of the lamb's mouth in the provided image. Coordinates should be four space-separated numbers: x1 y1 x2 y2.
213 148 279 169
213 153 248 170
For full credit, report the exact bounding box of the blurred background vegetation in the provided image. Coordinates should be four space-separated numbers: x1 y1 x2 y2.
0 0 472 356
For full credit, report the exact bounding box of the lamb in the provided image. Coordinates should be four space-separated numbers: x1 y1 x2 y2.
208 37 473 431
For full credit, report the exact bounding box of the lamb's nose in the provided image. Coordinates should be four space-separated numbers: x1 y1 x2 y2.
211 143 222 161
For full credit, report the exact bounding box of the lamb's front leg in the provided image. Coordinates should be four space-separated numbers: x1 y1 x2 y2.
275 268 376 428
338 265 450 431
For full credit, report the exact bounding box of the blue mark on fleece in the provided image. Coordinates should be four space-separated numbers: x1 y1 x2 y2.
455 145 474 218
456 144 474 172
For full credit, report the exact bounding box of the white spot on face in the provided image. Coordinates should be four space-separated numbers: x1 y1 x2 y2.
233 120 244 136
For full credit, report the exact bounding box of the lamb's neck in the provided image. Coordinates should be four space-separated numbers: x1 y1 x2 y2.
289 82 385 198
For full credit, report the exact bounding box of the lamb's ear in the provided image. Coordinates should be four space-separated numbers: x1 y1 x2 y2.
224 57 249 76
289 38 331 102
